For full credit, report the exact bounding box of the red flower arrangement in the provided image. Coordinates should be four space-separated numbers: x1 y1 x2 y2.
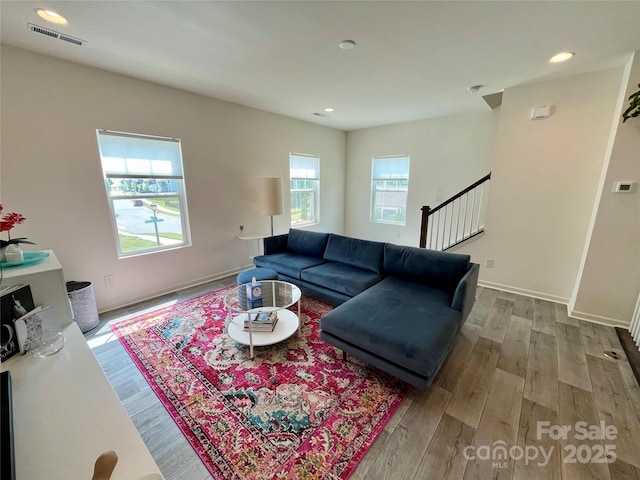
0 204 35 248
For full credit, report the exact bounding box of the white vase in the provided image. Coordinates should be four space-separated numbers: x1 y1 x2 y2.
4 244 24 263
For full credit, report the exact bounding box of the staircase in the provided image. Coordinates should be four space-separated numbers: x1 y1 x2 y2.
419 173 491 251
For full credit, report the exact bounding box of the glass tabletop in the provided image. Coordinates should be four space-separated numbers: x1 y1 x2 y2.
224 280 301 313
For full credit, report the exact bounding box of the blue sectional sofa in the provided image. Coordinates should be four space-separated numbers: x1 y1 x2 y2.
253 229 479 390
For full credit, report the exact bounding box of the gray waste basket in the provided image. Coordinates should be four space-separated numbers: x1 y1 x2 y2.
66 281 100 333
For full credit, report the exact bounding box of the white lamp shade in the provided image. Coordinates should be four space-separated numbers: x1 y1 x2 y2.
256 177 283 216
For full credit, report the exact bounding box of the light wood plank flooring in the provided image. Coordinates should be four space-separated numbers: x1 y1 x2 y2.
87 283 640 480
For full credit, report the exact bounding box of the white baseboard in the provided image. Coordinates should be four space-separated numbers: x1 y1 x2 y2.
567 309 630 329
478 280 631 329
478 280 569 304
98 264 251 314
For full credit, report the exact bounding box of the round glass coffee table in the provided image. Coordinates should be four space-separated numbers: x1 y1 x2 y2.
223 280 301 358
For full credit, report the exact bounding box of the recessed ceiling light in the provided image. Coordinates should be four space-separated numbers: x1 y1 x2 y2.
549 51 575 63
35 8 68 25
324 108 335 113
339 40 356 50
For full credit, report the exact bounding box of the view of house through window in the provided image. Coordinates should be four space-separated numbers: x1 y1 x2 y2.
96 130 191 257
290 153 319 227
371 155 410 225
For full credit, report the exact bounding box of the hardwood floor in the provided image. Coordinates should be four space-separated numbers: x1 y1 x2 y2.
86 283 640 480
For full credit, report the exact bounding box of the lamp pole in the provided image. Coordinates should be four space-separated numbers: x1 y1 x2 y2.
151 203 160 246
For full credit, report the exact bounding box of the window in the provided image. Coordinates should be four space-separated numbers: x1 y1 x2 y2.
371 155 410 225
96 130 191 257
290 153 319 227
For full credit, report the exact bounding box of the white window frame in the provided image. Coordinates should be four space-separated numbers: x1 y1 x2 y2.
371 155 410 225
96 130 192 258
289 153 320 227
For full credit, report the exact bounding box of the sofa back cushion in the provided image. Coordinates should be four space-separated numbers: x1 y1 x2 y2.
384 244 470 290
323 234 385 273
287 229 329 258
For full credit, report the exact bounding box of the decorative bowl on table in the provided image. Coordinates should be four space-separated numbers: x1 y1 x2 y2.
0 251 49 268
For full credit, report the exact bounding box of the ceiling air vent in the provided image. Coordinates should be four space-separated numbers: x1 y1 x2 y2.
59 34 84 46
27 23 86 46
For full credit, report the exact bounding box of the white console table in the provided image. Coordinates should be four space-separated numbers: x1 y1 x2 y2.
0 323 162 480
1 250 73 330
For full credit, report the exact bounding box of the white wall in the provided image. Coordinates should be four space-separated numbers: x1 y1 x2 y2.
461 67 626 303
571 52 640 325
0 45 346 312
345 111 499 245
344 66 628 314
2 44 634 325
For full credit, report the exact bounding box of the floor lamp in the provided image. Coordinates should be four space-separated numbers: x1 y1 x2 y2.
257 177 283 236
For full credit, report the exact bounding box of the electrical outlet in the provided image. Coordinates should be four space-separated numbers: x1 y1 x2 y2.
485 258 495 268
104 274 114 287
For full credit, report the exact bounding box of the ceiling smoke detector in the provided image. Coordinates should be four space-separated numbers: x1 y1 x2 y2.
467 85 483 94
311 112 328 117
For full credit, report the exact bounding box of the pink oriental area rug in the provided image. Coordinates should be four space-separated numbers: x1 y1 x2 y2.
111 287 409 480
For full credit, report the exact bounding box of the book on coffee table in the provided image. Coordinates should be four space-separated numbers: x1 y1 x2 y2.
244 311 278 331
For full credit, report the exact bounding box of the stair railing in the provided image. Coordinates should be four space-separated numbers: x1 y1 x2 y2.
420 173 491 250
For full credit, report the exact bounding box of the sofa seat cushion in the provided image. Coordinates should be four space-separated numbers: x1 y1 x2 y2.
320 277 461 378
323 234 385 273
301 262 384 297
253 252 325 280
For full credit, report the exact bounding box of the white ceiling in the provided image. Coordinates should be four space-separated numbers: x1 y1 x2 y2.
1 1 639 131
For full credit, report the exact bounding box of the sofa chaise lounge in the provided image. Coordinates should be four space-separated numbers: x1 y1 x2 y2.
253 229 479 389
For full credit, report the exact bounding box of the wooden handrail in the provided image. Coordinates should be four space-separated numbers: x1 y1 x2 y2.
419 172 491 249
428 173 491 216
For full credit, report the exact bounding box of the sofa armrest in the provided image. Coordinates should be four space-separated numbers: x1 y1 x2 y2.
451 263 480 321
263 234 289 255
